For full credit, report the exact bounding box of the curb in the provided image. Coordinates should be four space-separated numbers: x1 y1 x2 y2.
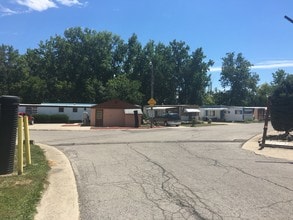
242 134 293 161
34 144 80 220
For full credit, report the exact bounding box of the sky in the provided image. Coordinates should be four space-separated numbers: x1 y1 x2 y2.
1 0 293 90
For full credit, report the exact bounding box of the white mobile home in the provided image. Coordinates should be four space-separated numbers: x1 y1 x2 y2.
224 106 253 122
199 106 254 122
143 105 200 122
19 103 95 122
199 106 227 121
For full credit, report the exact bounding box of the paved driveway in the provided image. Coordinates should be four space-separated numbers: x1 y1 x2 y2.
31 123 293 220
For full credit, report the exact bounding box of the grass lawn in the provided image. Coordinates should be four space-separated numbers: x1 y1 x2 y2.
0 145 50 220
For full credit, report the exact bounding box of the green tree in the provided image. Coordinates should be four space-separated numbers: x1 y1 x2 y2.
202 92 216 105
136 40 157 104
254 83 273 106
152 42 177 104
62 28 120 102
252 69 289 106
212 89 231 105
0 44 27 96
24 27 124 103
169 40 190 104
5 27 216 105
124 34 142 75
105 74 143 104
19 76 47 103
220 52 259 106
185 48 214 105
271 69 289 87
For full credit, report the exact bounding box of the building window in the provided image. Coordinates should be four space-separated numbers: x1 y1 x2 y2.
59 107 64 113
73 107 78 113
206 110 215 116
235 110 243 115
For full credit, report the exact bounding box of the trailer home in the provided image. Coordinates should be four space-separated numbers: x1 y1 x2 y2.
19 103 95 122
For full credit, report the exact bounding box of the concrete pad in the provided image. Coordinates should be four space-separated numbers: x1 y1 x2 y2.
30 123 91 131
242 134 293 161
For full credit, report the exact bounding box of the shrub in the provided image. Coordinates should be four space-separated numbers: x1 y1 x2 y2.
32 114 69 123
270 75 293 134
50 114 69 123
33 114 50 123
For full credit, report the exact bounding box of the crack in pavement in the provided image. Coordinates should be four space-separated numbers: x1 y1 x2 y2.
175 144 293 217
178 144 293 193
128 145 223 220
258 199 293 209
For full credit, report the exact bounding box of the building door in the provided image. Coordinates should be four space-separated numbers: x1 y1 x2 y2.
95 109 103 127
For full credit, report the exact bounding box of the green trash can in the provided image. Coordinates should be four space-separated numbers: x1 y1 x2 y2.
0 96 20 175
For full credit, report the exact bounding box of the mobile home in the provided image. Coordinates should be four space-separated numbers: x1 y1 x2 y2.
19 103 95 122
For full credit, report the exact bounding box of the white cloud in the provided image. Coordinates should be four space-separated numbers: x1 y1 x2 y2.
209 67 221 72
0 5 18 16
209 60 293 73
0 0 87 16
16 0 57 12
252 60 293 70
56 0 83 7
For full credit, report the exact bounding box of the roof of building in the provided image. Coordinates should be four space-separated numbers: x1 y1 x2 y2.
20 103 95 108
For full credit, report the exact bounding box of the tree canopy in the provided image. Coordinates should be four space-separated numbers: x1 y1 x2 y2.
220 52 259 106
1 27 214 105
0 27 291 107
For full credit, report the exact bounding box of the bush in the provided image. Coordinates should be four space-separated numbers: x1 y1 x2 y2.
32 114 69 123
270 96 293 133
33 114 50 123
270 74 293 134
50 114 69 123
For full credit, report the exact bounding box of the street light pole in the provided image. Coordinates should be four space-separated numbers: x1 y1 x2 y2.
284 15 293 23
150 61 154 128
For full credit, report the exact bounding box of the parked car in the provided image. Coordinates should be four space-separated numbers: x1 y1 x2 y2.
18 112 34 125
154 113 181 126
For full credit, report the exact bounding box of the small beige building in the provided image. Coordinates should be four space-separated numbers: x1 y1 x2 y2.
90 99 142 127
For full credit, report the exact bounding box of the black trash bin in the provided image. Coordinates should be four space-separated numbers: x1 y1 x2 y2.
134 110 139 128
0 95 20 175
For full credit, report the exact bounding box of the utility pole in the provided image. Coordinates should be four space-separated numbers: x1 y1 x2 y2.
150 61 154 99
149 61 154 128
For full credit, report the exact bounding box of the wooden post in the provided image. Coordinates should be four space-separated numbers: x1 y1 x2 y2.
260 98 271 149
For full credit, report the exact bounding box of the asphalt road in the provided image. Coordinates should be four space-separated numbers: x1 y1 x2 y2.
31 123 293 220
